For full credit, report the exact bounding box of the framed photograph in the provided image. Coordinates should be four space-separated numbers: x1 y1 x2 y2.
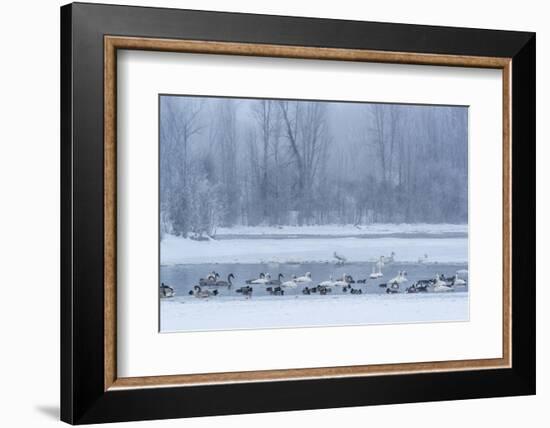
61 2 535 424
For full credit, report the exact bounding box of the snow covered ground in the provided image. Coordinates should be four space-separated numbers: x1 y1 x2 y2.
161 292 469 332
161 235 467 265
215 223 467 237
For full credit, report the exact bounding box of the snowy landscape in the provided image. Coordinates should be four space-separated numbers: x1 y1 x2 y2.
159 95 469 332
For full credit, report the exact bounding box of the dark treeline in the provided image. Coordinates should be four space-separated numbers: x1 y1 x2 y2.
160 96 467 238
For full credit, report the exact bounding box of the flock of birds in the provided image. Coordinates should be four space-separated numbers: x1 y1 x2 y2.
159 252 468 299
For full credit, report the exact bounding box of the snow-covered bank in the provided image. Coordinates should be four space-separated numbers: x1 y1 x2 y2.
161 235 468 265
161 292 469 332
215 223 467 237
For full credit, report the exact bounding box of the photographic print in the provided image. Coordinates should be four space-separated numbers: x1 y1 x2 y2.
159 95 469 332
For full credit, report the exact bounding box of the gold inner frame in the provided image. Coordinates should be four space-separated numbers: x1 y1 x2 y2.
104 35 512 391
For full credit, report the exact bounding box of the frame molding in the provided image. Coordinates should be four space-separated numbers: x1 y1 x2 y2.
62 2 535 424
103 35 512 391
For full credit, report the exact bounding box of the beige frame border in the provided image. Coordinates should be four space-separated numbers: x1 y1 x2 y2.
104 36 512 391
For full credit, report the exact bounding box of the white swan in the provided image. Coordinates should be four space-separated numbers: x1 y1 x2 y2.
316 275 335 287
250 273 271 285
281 275 298 288
389 271 408 284
369 263 383 279
380 252 395 264
433 275 453 292
295 272 312 283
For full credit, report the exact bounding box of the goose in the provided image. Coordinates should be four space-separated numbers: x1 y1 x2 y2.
433 275 454 292
386 281 400 294
302 287 312 295
266 286 285 296
235 286 253 296
406 282 429 293
333 251 347 265
317 285 332 295
159 282 175 298
295 272 312 283
214 273 235 288
369 264 383 279
389 271 408 284
188 285 218 298
266 273 284 286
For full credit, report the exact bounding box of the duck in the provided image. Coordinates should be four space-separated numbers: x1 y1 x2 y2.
159 282 175 298
295 272 312 283
188 285 218 298
214 273 235 288
350 287 363 295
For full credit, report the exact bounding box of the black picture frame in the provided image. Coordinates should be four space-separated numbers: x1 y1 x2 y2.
61 2 535 424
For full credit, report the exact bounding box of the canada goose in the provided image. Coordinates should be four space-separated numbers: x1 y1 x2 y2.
159 282 175 298
317 285 332 295
215 273 235 288
302 287 312 295
386 281 400 294
333 251 347 265
188 285 218 298
406 282 429 293
266 286 285 296
295 272 312 283
235 286 253 296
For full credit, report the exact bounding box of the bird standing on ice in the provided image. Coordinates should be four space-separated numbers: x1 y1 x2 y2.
333 252 347 265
